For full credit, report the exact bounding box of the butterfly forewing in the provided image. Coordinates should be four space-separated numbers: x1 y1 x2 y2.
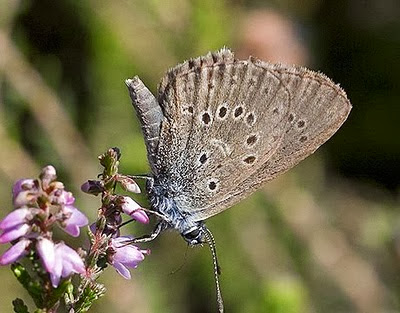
154 49 296 213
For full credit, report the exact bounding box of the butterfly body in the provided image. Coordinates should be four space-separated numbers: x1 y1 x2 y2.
147 178 205 244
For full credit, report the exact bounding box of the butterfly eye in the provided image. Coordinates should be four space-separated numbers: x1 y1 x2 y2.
184 228 201 240
182 226 204 244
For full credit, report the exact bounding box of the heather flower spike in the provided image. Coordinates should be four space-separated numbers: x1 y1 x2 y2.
0 151 150 312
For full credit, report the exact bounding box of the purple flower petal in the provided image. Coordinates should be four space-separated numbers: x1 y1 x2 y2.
47 243 84 287
49 242 85 287
61 206 89 237
120 197 141 215
0 239 31 265
0 208 31 231
12 179 35 199
36 238 56 273
130 209 149 224
113 245 145 265
113 261 131 279
120 197 148 223
58 191 75 206
0 223 30 243
109 236 148 279
81 180 103 195
58 243 85 275
49 256 63 288
12 179 38 208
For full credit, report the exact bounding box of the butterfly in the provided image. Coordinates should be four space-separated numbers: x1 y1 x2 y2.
125 48 351 312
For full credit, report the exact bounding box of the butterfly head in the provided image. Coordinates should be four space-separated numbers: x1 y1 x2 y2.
181 223 205 245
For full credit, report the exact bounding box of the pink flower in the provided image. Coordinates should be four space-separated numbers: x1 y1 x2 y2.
12 179 38 208
49 242 86 287
62 207 88 237
37 237 56 273
109 236 149 279
0 223 31 244
40 165 57 187
36 238 85 287
80 180 103 195
0 239 31 265
0 207 31 231
118 176 141 193
120 197 149 224
58 191 88 237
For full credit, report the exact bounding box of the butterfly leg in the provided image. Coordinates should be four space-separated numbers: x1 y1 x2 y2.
127 174 154 190
132 221 167 243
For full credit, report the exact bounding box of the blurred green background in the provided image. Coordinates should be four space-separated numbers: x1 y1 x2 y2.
0 0 399 312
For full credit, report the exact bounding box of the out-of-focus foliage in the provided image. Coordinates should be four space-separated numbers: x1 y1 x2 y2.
0 0 399 312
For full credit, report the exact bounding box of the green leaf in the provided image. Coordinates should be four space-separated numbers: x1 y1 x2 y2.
12 298 30 313
11 263 43 308
46 279 72 309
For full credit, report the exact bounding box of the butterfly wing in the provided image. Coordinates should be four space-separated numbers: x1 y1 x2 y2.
153 48 351 221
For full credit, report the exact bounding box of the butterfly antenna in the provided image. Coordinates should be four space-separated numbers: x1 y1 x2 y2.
169 245 189 275
203 227 224 313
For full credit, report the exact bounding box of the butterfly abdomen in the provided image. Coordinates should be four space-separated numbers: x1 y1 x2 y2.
126 77 164 174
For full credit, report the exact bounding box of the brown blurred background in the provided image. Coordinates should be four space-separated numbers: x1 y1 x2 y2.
0 0 399 312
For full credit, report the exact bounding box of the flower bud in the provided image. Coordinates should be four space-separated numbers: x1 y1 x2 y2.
117 176 141 194
120 197 149 224
80 180 104 196
12 179 38 208
40 165 57 187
